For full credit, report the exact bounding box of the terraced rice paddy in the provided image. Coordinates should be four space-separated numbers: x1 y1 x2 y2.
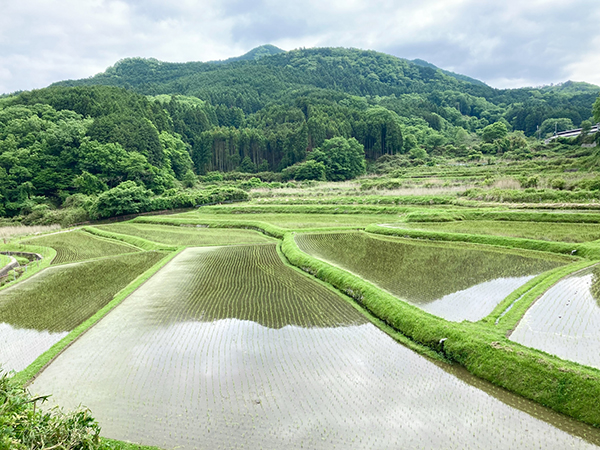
177 211 394 228
385 220 600 243
510 264 600 370
29 245 600 449
0 251 165 372
295 232 566 321
97 222 273 246
20 230 140 264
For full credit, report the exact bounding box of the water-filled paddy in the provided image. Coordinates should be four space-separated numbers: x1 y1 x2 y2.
295 232 566 321
175 211 395 228
510 265 600 370
29 245 600 449
97 223 274 246
383 221 600 243
0 251 165 372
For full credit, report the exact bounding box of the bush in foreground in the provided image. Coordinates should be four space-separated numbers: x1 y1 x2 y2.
0 371 100 450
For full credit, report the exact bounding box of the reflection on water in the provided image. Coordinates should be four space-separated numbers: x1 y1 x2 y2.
0 252 165 373
511 265 600 370
0 323 67 372
296 232 565 321
29 247 600 449
142 245 367 329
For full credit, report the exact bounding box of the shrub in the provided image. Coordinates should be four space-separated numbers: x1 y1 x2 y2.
550 177 566 190
91 181 153 219
0 371 101 450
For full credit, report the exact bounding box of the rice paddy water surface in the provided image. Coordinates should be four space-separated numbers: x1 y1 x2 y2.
29 245 600 449
0 252 165 371
510 264 600 370
295 232 565 321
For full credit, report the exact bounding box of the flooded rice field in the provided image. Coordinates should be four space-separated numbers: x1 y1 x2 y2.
29 245 600 449
0 252 164 372
295 232 566 321
97 223 274 247
510 264 600 370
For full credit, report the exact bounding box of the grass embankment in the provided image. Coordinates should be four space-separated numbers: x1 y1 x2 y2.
366 224 600 260
131 215 288 238
13 249 182 386
193 204 429 215
83 226 178 251
281 232 600 428
0 243 56 291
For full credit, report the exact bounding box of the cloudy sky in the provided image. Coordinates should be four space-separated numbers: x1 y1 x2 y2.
1 0 599 95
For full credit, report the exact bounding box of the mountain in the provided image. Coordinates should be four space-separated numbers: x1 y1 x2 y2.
208 44 285 64
410 59 488 87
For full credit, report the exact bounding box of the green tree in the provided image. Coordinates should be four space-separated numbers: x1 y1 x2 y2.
481 122 508 143
593 95 600 123
308 137 366 181
91 180 152 218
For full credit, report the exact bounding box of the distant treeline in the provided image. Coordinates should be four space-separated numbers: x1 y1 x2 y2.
0 47 599 219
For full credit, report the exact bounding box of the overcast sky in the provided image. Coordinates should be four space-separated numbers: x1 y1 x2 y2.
1 0 599 95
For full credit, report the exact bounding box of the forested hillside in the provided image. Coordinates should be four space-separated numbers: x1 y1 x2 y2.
0 46 599 223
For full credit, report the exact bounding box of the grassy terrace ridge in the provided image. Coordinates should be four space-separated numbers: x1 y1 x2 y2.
193 203 440 215
280 231 600 428
83 226 178 251
393 220 600 243
0 243 57 291
366 224 600 259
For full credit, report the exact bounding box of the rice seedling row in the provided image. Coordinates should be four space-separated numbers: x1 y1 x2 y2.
29 245 600 449
510 265 600 370
20 230 141 265
385 220 600 243
0 251 166 372
295 232 566 322
96 222 274 247
175 211 401 228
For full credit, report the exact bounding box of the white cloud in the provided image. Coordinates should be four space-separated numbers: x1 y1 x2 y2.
1 0 599 94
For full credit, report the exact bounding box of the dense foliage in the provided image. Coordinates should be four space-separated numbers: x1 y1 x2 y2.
0 371 100 450
0 46 599 221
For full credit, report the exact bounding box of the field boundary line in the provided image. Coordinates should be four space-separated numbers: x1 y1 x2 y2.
83 226 178 251
0 243 56 292
13 249 183 386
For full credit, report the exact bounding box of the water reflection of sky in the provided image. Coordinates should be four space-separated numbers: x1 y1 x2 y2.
511 268 600 370
29 319 600 449
296 232 561 322
0 322 67 372
422 275 535 321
